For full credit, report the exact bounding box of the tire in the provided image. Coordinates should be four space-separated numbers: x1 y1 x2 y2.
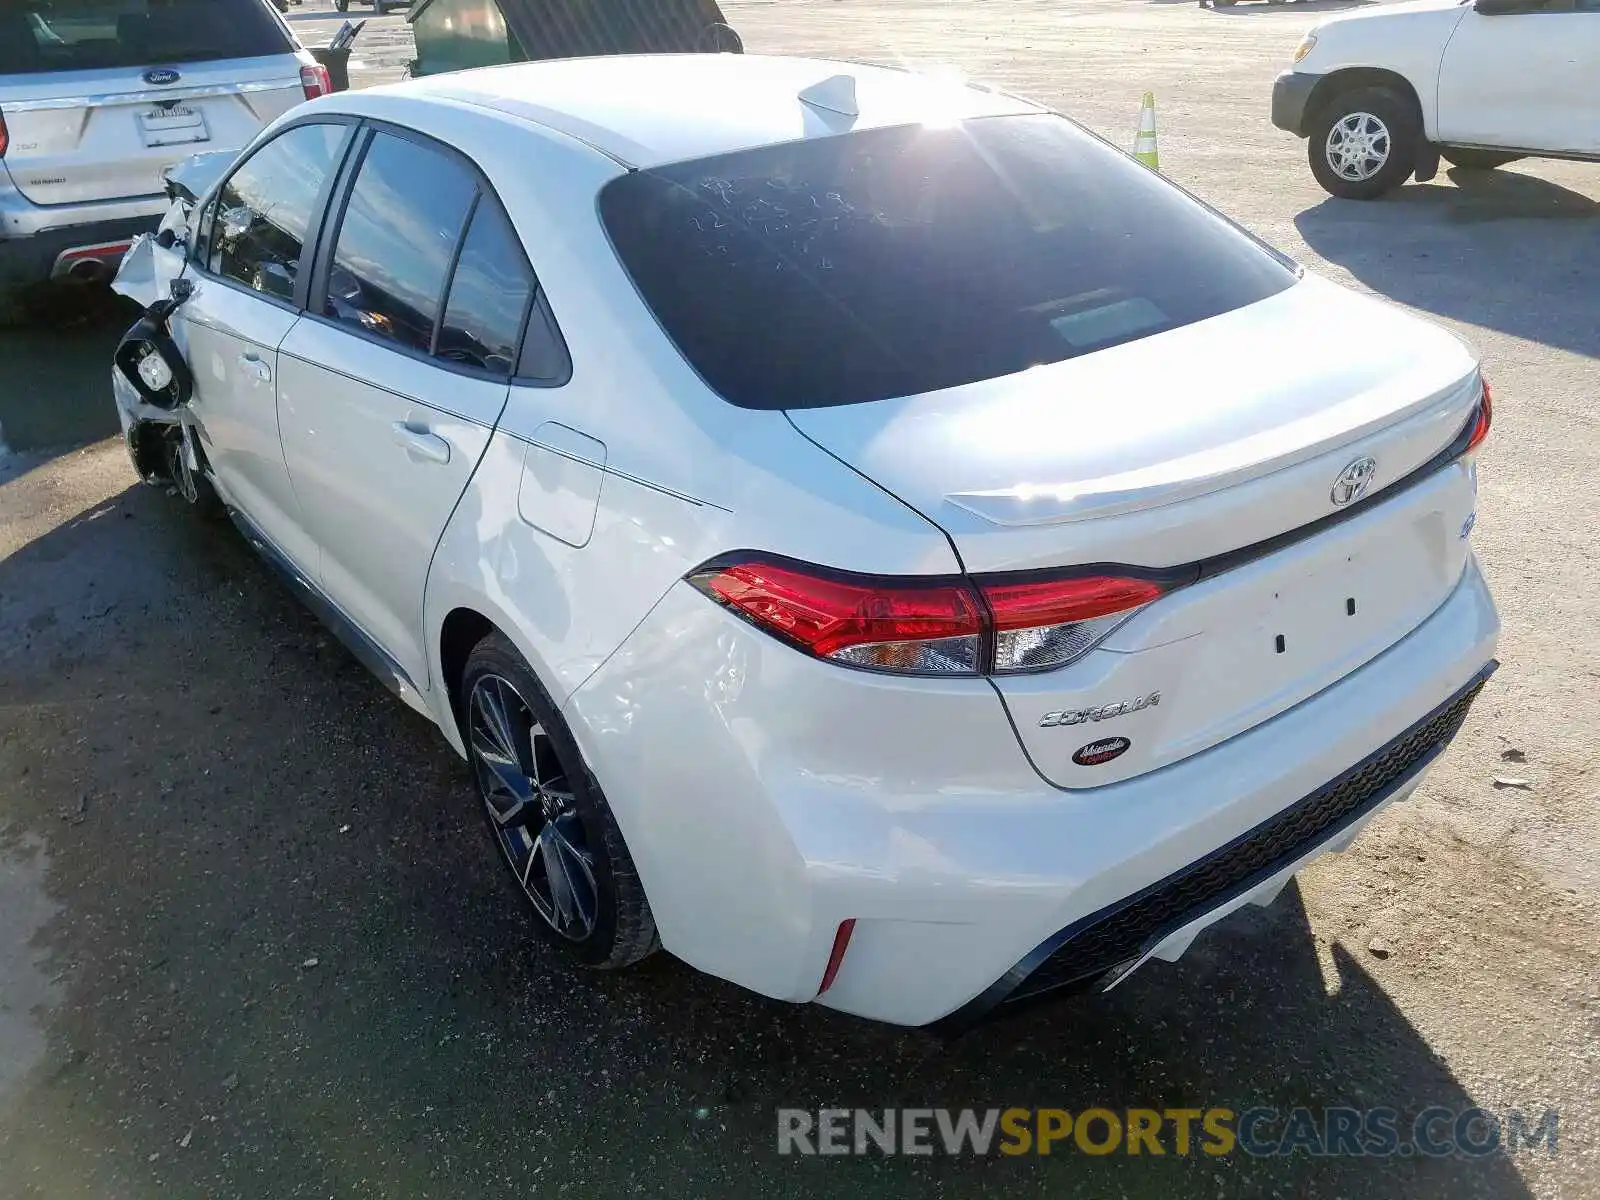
459 632 659 970
372 0 390 14
1307 86 1421 200
1212 0 1238 6
334 0 348 10
1441 148 1523 172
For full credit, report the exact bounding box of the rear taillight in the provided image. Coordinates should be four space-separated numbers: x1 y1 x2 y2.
689 555 1166 677
301 64 332 100
1465 380 1492 454
689 559 984 674
984 575 1166 673
0 110 9 158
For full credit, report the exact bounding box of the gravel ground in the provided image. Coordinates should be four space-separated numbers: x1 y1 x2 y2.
1 2 1597 1197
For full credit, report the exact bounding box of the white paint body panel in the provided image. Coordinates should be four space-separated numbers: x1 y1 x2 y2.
276 318 506 692
787 275 1479 568
1437 9 1600 154
394 54 1042 168
518 424 607 549
1296 0 1600 152
568 557 1497 1025
178 278 317 575
113 56 1501 1025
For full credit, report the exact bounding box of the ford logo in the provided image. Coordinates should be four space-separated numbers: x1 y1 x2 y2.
143 68 182 86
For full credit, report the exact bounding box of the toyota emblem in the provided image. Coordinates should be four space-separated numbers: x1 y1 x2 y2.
1330 456 1377 507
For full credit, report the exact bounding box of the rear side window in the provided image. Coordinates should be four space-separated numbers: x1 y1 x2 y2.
436 198 534 375
206 123 346 302
0 0 293 74
322 133 476 355
600 114 1298 410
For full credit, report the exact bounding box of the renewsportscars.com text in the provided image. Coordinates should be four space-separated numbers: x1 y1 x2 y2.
777 1106 1558 1158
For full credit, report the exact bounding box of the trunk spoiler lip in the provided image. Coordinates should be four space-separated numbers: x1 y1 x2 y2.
964 383 1486 593
943 368 1483 529
1187 383 1485 584
704 385 1487 599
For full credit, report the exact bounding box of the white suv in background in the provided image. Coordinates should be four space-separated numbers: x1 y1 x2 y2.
0 0 328 314
1273 0 1600 199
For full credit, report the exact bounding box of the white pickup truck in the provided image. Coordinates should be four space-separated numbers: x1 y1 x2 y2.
1272 0 1600 199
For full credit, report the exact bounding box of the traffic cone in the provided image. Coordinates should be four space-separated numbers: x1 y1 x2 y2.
1133 92 1159 171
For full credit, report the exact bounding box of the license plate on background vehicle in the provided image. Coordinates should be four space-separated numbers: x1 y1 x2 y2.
138 106 209 148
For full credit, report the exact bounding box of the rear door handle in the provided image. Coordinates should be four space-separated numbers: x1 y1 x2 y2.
237 353 272 384
391 422 451 465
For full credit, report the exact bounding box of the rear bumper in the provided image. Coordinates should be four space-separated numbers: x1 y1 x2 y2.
0 176 165 288
1272 70 1321 137
937 660 1492 1029
566 556 1499 1027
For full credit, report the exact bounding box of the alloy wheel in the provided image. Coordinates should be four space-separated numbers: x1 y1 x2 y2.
1325 112 1391 183
467 674 598 941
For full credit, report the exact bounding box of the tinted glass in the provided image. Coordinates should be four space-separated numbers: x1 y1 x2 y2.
518 296 571 383
0 0 292 74
208 123 346 302
323 134 476 355
436 199 533 376
600 114 1298 410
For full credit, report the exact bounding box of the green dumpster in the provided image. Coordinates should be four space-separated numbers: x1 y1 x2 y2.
407 0 740 78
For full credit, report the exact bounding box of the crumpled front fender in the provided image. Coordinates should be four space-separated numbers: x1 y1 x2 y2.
111 234 163 309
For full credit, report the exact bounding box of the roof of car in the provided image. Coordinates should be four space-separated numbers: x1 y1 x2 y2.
385 53 1043 169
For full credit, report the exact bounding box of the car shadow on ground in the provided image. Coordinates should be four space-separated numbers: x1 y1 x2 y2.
0 477 1538 1198
1296 168 1600 360
0 286 135 463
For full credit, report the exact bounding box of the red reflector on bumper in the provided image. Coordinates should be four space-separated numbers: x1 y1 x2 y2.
817 919 857 995
59 241 133 261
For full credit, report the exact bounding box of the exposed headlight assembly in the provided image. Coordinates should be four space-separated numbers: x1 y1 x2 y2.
114 293 195 411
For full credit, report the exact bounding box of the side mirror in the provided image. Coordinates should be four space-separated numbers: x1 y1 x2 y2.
114 305 194 410
1474 0 1534 14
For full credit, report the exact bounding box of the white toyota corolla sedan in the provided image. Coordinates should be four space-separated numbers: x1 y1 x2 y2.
109 54 1499 1028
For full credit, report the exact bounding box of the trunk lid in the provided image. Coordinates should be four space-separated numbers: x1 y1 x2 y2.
0 57 305 207
787 275 1485 786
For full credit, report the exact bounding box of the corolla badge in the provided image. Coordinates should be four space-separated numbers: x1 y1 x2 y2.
1330 456 1377 507
143 68 182 86
1039 692 1160 729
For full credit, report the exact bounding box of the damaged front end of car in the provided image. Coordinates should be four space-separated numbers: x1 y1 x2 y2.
110 151 231 503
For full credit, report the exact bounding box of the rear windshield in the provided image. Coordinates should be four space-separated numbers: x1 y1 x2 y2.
0 0 293 74
600 114 1298 410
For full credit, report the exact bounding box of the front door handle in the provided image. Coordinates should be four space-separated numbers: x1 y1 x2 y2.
237 353 272 384
391 422 451 465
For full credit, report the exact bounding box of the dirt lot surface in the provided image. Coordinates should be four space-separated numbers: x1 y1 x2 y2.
2 2 1597 1197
